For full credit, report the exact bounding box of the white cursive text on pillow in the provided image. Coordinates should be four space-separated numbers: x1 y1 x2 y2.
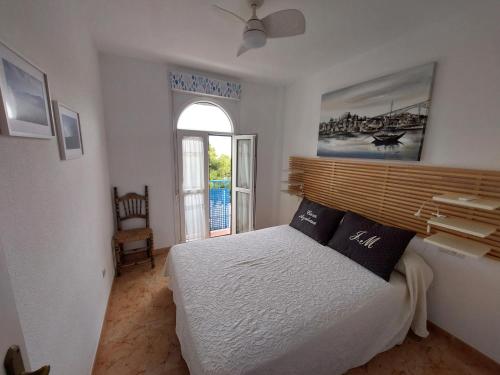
299 210 318 225
349 231 381 248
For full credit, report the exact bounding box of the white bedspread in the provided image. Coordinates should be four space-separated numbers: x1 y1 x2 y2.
165 225 433 375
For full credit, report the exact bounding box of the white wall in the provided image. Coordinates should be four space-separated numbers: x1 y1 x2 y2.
0 1 114 374
240 82 284 229
100 53 284 247
100 54 176 247
279 3 500 362
0 240 29 375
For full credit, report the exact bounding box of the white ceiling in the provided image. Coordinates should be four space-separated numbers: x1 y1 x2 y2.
87 0 472 85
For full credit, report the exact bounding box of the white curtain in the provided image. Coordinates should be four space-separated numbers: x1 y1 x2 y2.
236 192 249 233
237 139 251 189
182 136 207 241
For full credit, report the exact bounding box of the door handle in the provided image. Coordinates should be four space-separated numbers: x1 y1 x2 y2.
4 346 50 375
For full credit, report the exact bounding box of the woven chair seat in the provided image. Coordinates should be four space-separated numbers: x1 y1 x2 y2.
114 228 153 244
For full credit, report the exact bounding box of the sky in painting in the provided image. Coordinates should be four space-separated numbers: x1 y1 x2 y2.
3 58 48 125
320 63 435 121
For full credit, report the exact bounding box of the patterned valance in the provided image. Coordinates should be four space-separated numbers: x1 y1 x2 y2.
169 71 241 100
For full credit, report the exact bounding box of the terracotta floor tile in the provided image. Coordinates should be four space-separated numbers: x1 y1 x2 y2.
93 254 500 375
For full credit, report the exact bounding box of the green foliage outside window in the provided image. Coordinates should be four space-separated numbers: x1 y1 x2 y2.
209 145 231 182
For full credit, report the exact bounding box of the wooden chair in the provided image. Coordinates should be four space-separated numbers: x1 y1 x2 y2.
113 186 154 276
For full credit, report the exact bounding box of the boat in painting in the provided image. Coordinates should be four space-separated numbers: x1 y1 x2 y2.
372 131 406 143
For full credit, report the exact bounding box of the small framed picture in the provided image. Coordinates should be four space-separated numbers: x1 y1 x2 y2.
53 101 83 160
0 41 53 138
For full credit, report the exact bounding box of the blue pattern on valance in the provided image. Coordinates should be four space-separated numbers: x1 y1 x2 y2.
169 71 241 100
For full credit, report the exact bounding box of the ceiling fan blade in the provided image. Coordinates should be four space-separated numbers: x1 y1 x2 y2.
213 4 246 23
262 9 305 38
237 44 250 57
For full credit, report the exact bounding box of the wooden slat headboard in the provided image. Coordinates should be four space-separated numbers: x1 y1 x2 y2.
288 156 500 261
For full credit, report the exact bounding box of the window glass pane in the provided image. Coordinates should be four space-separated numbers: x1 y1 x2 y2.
178 102 232 132
236 192 249 233
236 139 251 189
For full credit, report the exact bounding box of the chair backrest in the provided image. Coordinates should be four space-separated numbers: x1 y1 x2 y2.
113 185 149 230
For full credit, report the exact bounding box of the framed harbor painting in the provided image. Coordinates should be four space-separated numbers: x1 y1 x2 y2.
317 62 436 161
53 101 83 160
0 41 53 138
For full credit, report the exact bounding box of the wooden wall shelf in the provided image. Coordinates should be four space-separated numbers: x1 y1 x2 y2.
280 189 304 197
427 216 496 238
433 193 500 210
288 156 500 261
281 168 305 197
283 169 304 174
424 232 490 258
280 181 303 187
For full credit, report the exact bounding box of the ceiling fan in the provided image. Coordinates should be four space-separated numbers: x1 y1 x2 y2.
214 0 306 56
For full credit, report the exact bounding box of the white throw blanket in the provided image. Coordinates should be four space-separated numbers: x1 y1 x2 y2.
165 225 433 375
395 243 434 337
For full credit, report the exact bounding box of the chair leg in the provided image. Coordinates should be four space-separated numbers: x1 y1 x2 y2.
114 239 122 277
149 234 155 269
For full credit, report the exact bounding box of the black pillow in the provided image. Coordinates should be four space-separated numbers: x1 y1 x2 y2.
290 198 345 245
327 211 415 281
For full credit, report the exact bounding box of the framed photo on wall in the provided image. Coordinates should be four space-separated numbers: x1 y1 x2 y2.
53 101 83 160
0 41 54 138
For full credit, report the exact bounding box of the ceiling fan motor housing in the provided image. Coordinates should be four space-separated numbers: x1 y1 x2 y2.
243 18 266 48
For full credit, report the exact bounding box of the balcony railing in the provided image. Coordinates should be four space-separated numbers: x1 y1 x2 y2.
209 179 231 231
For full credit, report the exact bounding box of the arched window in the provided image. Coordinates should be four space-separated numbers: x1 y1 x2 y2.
177 101 233 133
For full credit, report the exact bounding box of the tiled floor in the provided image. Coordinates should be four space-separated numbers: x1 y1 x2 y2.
209 228 231 238
93 253 500 375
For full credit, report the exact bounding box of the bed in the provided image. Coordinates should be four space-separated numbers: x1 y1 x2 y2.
164 225 433 375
